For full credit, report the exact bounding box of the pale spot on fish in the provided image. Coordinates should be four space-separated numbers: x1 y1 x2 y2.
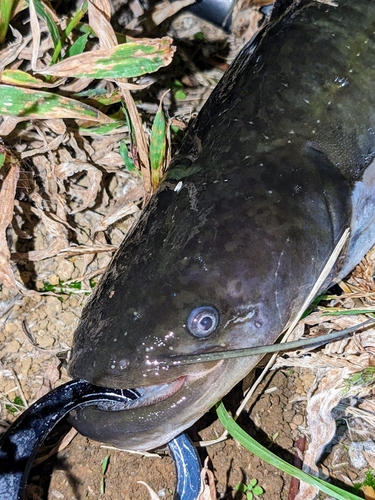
225 241 237 252
118 359 129 369
233 310 255 323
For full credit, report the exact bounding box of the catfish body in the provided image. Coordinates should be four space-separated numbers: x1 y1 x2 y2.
69 0 375 450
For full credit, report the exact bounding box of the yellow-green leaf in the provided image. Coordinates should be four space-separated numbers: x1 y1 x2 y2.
38 37 175 79
80 121 127 136
0 0 15 44
0 70 60 88
0 85 111 122
149 97 167 189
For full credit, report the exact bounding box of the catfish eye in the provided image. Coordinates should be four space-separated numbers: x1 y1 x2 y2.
187 306 219 338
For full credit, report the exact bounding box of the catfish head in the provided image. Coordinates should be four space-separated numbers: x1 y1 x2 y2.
69 145 349 451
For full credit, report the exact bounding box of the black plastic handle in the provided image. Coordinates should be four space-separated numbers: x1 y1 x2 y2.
171 0 235 31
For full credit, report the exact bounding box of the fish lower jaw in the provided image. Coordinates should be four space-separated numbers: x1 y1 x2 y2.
122 360 224 410
124 375 187 409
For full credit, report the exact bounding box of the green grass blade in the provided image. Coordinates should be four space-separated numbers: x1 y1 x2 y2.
320 307 375 315
0 150 5 170
119 141 137 172
216 402 362 500
66 31 90 58
50 0 88 64
0 0 15 44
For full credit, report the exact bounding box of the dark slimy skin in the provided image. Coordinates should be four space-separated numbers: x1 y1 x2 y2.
69 0 375 451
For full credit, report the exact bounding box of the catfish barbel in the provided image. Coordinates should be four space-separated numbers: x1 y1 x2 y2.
69 0 375 450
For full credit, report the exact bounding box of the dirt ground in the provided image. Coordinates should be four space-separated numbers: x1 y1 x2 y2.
1 1 375 500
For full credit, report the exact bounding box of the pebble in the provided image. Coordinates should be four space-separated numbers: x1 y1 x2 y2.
348 441 375 469
46 297 63 314
282 410 295 423
1 339 21 355
57 311 79 328
50 491 64 499
36 333 55 348
48 274 60 286
4 322 18 334
291 414 304 426
56 259 75 280
63 296 79 309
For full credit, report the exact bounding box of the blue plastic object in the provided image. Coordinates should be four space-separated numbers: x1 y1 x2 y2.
0 380 202 500
168 433 202 500
0 380 138 500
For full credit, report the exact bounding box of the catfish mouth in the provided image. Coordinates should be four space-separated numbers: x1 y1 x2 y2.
94 361 223 412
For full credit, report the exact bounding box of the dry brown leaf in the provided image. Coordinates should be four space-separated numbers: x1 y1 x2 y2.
198 457 217 500
94 203 139 233
55 160 102 214
35 357 61 399
0 28 30 68
93 185 143 233
90 135 125 163
28 0 41 71
137 481 160 500
0 149 20 292
363 486 375 500
295 367 354 500
94 151 125 170
59 77 95 93
11 193 69 262
347 246 375 304
18 29 53 62
231 7 263 49
150 0 196 27
0 116 25 136
56 243 117 257
88 0 117 49
92 0 112 18
119 83 152 197
21 133 66 158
